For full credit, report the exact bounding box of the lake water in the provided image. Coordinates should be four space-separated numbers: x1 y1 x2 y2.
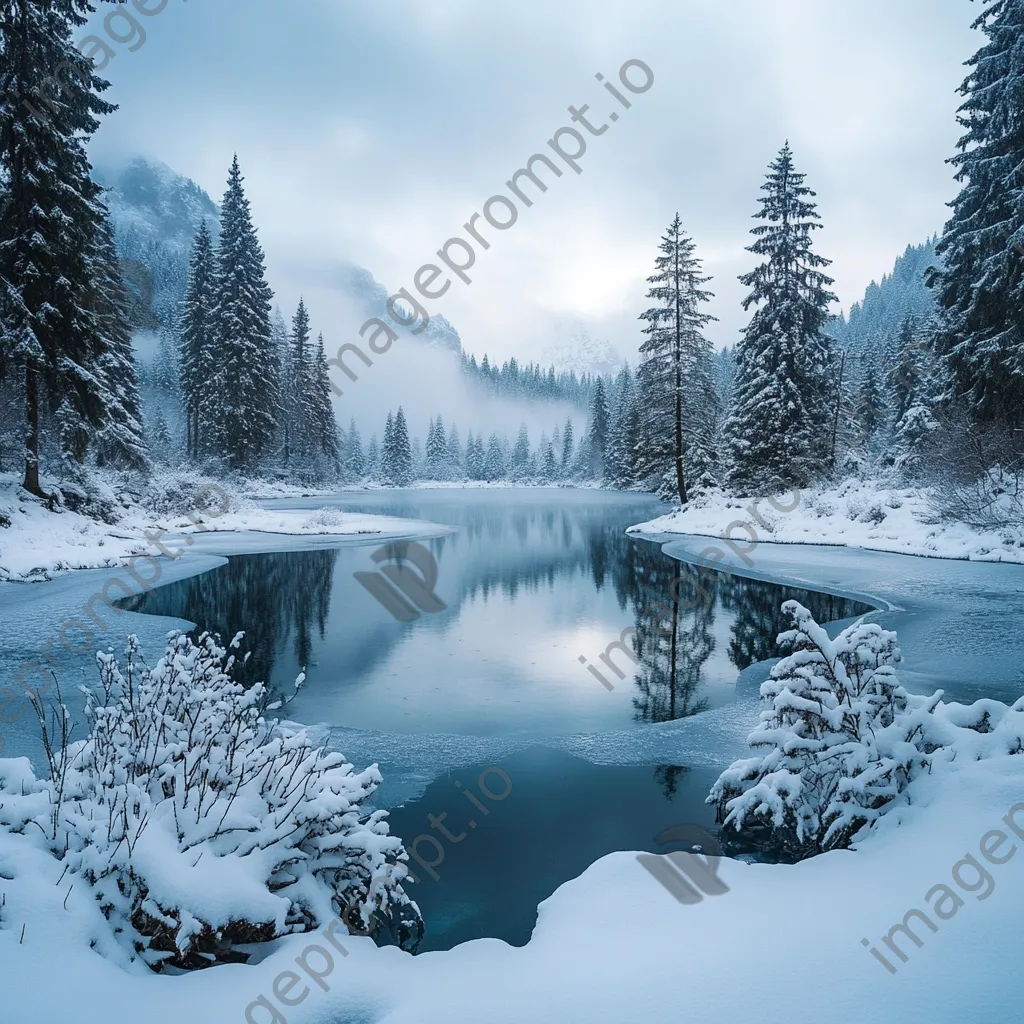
123 488 874 951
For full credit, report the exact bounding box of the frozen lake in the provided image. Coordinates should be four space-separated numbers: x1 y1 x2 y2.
3 488 1019 954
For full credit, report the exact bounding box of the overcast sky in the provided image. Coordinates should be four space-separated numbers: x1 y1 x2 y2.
88 0 978 367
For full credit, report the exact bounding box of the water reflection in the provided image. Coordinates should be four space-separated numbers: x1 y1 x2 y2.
121 548 340 689
122 491 874 735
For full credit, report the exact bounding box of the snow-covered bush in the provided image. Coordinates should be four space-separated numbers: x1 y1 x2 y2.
708 602 939 857
141 469 255 519
2 631 421 969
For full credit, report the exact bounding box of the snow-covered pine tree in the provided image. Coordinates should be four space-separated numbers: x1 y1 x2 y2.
366 433 380 480
561 418 574 476
0 0 116 494
854 364 886 454
587 377 611 479
607 363 640 489
180 220 217 460
636 214 718 504
446 423 463 479
308 333 341 481
512 422 531 481
345 417 365 480
282 298 313 474
724 144 838 490
92 217 149 472
390 407 413 486
932 0 1024 431
484 433 505 481
465 431 483 480
708 600 937 857
211 156 278 473
426 414 448 480
888 315 927 424
381 412 395 484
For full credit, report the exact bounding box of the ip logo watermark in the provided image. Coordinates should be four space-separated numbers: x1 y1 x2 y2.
354 540 446 622
636 824 730 904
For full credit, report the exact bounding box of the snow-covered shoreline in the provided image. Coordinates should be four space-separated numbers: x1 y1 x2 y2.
0 474 452 584
2 516 1023 1021
628 478 1024 565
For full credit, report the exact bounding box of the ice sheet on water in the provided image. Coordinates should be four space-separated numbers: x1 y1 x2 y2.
327 696 759 807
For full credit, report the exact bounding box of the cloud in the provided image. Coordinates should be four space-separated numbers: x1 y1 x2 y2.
88 0 977 364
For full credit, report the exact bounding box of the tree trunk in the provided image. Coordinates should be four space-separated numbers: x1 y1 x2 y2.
673 240 688 506
22 364 48 498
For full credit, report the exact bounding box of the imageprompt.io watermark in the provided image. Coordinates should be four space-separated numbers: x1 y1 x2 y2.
637 824 730 905
354 540 446 622
326 57 654 397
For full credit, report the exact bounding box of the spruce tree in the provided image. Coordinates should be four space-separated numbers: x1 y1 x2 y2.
512 422 531 480
932 0 1024 429
284 298 313 474
309 333 341 480
366 433 380 480
854 366 886 450
211 156 277 472
92 218 149 472
561 418 574 475
637 215 718 503
0 0 117 494
180 220 216 460
889 316 926 423
426 413 450 480
446 423 462 478
587 377 611 479
345 417 365 480
381 412 395 484
725 144 838 490
391 407 413 486
484 433 505 481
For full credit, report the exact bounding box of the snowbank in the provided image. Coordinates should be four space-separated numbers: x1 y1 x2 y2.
629 478 1024 564
2 745 1023 1023
0 471 449 583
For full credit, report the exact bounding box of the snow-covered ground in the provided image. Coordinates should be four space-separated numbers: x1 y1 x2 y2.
2 500 1022 1022
630 478 1024 564
0 473 448 582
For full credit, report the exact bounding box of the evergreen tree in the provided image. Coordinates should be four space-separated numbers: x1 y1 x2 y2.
0 0 117 494
725 144 838 490
465 430 483 480
366 433 380 480
211 156 277 472
345 417 365 480
446 423 463 478
512 422 531 480
426 414 448 480
932 0 1024 429
541 439 557 481
180 220 216 460
308 334 341 480
390 407 413 486
854 365 886 451
92 218 149 472
149 407 172 463
381 412 395 484
484 433 505 481
888 316 926 423
561 418 574 475
587 376 611 479
283 297 312 472
609 366 642 489
637 215 718 503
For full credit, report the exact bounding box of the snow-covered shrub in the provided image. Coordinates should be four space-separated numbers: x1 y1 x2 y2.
708 602 939 857
2 631 421 969
857 502 887 525
142 469 254 519
302 506 347 529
